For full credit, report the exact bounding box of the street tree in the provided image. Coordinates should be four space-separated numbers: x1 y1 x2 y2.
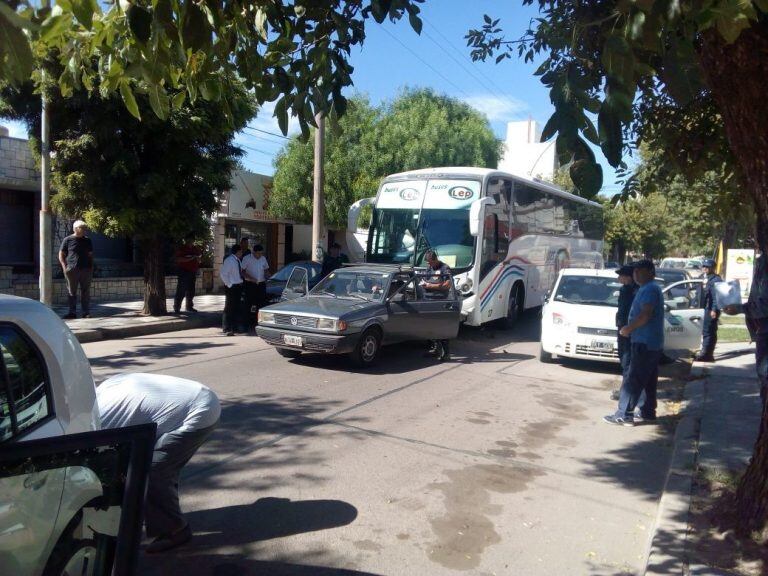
1 0 424 134
466 0 768 531
271 88 501 228
0 77 256 315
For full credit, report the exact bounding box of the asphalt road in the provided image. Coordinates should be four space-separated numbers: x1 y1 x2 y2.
83 311 681 576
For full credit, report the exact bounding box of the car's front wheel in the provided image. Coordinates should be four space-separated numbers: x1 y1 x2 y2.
539 344 554 364
350 328 381 368
43 513 98 576
276 347 302 359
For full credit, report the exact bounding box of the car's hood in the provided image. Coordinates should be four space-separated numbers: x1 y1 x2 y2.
263 296 377 317
544 301 617 329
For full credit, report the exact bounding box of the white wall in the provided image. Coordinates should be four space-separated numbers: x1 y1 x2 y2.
498 120 557 180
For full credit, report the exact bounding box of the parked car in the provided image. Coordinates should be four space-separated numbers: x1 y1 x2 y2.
0 294 102 576
604 261 620 270
540 269 705 363
266 261 323 303
256 265 461 367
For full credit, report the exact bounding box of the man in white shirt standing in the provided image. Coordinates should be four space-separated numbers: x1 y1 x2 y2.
219 244 244 336
96 373 221 553
241 243 270 330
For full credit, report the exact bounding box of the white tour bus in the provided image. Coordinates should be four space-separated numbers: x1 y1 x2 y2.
346 167 604 327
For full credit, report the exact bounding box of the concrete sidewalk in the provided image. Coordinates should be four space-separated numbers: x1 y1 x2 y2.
646 342 762 574
57 294 225 343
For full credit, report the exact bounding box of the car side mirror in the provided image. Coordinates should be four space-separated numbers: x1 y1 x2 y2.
544 289 552 303
664 303 671 312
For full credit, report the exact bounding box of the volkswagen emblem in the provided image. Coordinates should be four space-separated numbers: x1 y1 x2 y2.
290 316 298 326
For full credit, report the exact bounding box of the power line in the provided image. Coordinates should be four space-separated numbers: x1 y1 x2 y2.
238 143 277 157
379 26 471 98
422 17 528 121
244 126 290 140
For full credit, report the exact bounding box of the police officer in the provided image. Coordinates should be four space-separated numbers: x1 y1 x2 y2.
695 258 722 362
616 265 637 375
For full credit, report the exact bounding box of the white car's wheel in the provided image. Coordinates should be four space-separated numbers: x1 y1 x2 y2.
539 344 554 363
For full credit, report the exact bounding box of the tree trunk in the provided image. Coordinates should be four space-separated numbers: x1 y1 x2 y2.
697 18 768 535
142 237 167 316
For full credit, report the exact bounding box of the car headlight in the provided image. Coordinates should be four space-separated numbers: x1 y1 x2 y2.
552 312 568 327
258 311 275 324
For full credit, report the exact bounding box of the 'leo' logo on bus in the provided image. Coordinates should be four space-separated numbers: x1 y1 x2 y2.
449 186 474 200
399 188 420 201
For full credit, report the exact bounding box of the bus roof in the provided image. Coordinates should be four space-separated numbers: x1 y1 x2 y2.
381 166 603 209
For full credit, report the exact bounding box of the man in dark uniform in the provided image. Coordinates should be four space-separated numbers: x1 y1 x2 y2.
421 249 453 361
724 250 768 400
695 258 723 362
321 242 349 277
616 265 637 375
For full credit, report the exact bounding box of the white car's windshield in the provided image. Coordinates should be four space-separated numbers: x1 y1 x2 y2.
312 271 390 301
554 276 622 307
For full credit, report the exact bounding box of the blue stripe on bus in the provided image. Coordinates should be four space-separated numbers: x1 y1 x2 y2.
480 266 525 310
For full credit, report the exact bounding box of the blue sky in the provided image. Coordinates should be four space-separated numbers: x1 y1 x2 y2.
3 1 621 192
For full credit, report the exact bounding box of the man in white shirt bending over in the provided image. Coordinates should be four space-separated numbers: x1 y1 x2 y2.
219 244 244 336
97 373 221 553
241 243 270 330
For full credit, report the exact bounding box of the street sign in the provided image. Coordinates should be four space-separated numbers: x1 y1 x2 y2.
726 249 755 300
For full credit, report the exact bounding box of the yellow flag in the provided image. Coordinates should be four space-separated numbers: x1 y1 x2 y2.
715 241 725 276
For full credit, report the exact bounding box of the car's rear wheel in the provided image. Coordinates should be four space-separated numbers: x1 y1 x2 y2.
539 344 554 363
276 347 302 359
350 328 381 368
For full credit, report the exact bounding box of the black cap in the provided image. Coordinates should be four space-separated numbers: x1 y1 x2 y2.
702 258 716 268
616 265 635 277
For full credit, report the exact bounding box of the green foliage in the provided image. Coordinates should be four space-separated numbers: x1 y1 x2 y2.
465 0 768 197
1 0 424 134
0 76 256 244
270 88 502 228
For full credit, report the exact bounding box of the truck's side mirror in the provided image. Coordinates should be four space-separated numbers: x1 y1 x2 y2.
469 197 496 237
348 197 374 233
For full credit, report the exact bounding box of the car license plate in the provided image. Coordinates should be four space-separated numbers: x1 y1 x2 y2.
283 335 303 347
591 340 613 351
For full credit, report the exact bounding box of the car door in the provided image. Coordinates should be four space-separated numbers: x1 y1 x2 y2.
409 272 461 340
663 280 705 350
281 266 309 301
0 325 65 576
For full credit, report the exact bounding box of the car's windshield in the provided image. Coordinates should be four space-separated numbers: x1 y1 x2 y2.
656 270 688 284
311 270 390 301
554 276 622 307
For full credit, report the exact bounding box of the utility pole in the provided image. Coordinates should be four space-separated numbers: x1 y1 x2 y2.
39 79 53 305
311 113 326 263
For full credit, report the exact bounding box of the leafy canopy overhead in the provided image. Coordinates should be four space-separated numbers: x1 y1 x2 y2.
1 0 424 135
466 0 767 198
270 88 502 228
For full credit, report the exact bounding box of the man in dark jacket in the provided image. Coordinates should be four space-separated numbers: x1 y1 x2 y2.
58 219 94 319
695 258 723 362
616 265 637 376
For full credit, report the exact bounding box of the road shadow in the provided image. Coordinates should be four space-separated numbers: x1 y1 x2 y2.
182 497 357 548
140 554 381 576
183 393 369 492
89 341 235 373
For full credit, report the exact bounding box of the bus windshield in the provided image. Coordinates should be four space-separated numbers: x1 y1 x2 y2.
367 207 474 269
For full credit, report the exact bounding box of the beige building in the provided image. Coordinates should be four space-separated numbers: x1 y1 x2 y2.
212 170 293 290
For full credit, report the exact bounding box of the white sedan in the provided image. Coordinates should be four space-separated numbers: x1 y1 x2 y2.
540 269 705 363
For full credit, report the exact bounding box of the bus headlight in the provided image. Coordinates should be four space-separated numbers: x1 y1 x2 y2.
258 311 275 324
459 278 473 296
552 312 568 327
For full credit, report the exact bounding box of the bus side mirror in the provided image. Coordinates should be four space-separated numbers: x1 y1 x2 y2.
348 197 374 233
469 197 496 237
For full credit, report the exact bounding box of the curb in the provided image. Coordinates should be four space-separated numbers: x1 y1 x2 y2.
644 372 706 575
71 312 220 343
